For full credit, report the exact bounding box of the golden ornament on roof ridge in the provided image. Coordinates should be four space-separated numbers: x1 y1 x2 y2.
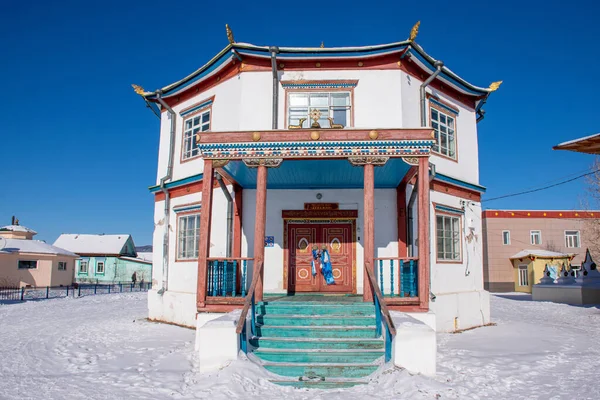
409 21 420 42
226 24 235 44
488 81 503 91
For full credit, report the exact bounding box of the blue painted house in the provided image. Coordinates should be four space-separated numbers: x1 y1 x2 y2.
53 234 152 283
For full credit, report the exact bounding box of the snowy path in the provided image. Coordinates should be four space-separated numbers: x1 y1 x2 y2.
0 293 598 399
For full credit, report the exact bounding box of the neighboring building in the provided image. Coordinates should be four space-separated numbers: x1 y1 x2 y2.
482 210 600 292
508 249 573 293
0 221 78 287
53 234 152 283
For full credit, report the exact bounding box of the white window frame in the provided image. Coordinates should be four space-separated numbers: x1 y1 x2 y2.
436 213 462 262
178 213 201 260
79 260 88 274
287 92 352 129
530 230 542 245
430 106 457 159
565 230 580 248
58 261 67 271
502 230 511 245
18 260 37 269
518 265 529 287
96 261 105 274
182 109 211 160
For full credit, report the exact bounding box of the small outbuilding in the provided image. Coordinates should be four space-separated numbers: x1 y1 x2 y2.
509 249 575 293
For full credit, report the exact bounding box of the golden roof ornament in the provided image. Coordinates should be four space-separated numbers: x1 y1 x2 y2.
488 80 503 92
320 41 324 48
226 24 235 44
409 21 420 42
131 84 145 96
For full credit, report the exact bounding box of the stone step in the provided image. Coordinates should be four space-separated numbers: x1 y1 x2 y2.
257 314 375 327
256 325 378 339
263 362 380 378
254 349 383 363
269 379 367 389
257 302 374 316
250 337 385 350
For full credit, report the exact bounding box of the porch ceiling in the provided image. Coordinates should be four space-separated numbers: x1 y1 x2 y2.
222 158 412 189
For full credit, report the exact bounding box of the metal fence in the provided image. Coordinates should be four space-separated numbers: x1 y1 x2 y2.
0 281 152 303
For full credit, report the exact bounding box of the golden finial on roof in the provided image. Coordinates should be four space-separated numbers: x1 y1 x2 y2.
226 24 235 44
488 80 503 92
320 41 324 48
131 84 145 96
409 21 420 42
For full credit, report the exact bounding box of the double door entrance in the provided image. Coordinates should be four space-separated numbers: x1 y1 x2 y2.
286 221 355 293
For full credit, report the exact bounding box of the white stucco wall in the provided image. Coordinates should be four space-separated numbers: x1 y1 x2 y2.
148 187 231 327
241 189 398 294
150 66 488 330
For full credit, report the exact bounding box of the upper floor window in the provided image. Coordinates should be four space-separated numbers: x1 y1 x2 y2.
288 92 351 129
530 230 542 245
58 261 67 271
18 260 37 269
565 230 580 248
436 213 461 261
430 107 456 159
178 213 201 259
502 230 510 245
182 110 210 160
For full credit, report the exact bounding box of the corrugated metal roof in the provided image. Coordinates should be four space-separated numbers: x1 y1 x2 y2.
0 225 37 234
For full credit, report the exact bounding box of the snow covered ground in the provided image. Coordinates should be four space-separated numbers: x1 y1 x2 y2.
0 293 598 400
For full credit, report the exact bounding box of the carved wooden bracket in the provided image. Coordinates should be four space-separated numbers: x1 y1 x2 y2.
400 156 419 166
212 159 230 168
347 156 389 167
242 158 284 168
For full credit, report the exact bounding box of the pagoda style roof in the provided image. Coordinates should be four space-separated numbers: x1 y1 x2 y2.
136 39 499 103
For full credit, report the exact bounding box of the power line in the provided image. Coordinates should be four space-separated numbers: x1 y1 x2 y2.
483 169 600 203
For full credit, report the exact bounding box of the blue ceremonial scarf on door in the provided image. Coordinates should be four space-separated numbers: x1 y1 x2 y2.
311 249 319 277
321 249 335 285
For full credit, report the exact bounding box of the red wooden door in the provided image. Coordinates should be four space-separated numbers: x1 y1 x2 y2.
288 222 353 293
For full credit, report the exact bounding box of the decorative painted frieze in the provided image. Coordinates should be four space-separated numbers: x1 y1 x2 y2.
198 140 434 160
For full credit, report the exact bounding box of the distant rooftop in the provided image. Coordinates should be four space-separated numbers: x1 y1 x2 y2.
554 133 600 155
0 225 37 234
53 234 134 256
0 238 78 257
510 250 575 260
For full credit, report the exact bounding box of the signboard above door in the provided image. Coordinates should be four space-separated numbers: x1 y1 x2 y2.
304 203 339 211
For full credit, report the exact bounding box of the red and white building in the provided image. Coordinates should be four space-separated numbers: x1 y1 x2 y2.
135 25 499 338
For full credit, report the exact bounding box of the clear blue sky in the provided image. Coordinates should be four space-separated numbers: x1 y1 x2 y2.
1 0 598 245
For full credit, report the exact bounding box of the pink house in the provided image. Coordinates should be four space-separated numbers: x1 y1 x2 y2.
0 220 78 288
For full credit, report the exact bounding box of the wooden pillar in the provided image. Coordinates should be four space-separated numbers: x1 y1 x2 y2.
417 156 431 310
233 184 243 259
253 165 268 302
363 163 375 302
196 160 214 310
396 186 407 258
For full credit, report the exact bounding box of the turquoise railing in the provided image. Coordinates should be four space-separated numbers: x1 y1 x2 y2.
206 258 250 297
236 260 264 354
365 262 396 362
375 257 418 298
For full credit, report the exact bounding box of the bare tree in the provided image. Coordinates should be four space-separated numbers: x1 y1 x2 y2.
581 158 600 256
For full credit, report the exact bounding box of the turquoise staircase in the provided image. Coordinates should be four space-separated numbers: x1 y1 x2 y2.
247 299 385 389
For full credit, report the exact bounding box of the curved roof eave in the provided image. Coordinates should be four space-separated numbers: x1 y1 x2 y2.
142 40 492 100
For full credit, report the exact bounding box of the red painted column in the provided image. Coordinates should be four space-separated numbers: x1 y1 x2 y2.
396 185 407 258
233 185 243 259
196 160 214 310
417 156 431 310
363 163 375 302
253 165 268 302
